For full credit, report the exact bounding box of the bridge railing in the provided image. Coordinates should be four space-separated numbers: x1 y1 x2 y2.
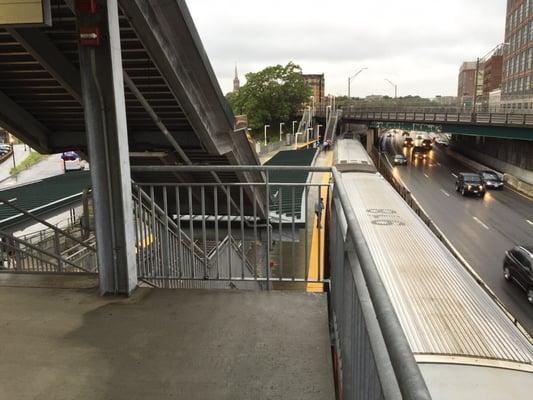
326 107 533 126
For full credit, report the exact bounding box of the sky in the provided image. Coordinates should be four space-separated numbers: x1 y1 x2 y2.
187 0 507 99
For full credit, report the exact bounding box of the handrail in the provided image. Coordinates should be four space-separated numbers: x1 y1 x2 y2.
0 197 96 251
331 167 432 399
0 229 93 273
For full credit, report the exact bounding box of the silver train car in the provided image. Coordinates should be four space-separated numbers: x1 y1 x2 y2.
332 134 533 399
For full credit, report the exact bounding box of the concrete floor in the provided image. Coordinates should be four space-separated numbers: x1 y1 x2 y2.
0 286 335 400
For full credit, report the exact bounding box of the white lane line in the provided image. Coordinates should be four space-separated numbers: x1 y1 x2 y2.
451 173 458 178
436 162 441 166
424 173 429 178
473 216 490 230
527 219 533 226
440 189 450 197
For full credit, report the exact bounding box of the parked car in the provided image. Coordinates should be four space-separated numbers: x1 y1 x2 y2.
61 151 84 172
0 144 11 152
403 137 413 147
503 245 533 304
455 172 485 198
393 154 407 165
480 170 504 190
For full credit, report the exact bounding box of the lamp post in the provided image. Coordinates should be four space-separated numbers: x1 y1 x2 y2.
264 124 270 146
317 124 323 142
279 122 285 142
348 67 367 98
385 78 398 99
9 137 15 169
473 42 509 113
292 120 297 135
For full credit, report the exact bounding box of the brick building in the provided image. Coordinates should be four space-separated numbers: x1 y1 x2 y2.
302 74 325 104
457 61 478 109
501 0 533 110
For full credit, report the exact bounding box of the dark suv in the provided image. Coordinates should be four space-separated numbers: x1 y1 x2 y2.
455 172 485 198
403 137 413 147
480 170 504 190
503 246 533 304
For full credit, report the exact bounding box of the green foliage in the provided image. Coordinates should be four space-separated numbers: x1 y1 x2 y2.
226 62 311 133
10 152 45 176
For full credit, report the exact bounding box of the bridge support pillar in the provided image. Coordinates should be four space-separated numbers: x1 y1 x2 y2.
367 128 379 153
76 0 137 295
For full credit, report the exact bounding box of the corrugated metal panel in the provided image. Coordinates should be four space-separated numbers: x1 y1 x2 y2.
342 172 533 366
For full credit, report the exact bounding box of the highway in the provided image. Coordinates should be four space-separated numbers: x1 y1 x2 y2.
382 132 533 336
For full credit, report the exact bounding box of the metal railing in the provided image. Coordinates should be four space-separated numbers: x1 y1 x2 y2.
315 106 533 127
0 198 98 273
131 165 330 289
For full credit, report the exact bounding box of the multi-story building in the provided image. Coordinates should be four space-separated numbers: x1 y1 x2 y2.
501 0 533 110
302 74 325 104
457 61 478 110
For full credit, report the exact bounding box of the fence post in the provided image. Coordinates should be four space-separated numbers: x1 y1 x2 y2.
54 230 63 272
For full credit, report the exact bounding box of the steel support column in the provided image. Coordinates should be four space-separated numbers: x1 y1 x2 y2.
76 0 137 295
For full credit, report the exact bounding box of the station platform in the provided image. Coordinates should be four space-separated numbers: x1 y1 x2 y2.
0 284 335 400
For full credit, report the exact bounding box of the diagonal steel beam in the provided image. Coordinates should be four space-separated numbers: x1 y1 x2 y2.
0 89 50 152
7 27 83 104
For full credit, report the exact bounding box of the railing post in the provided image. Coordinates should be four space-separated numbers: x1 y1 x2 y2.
54 230 63 272
265 170 271 287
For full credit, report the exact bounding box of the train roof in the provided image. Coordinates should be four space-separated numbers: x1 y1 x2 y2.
341 171 533 369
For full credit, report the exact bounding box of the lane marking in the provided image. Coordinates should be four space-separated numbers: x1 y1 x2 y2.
440 189 450 197
473 216 490 230
527 219 533 226
451 173 458 178
424 173 429 178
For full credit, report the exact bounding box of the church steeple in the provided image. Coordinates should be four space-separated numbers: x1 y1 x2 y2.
233 64 240 92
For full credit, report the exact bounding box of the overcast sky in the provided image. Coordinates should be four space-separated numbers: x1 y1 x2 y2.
187 0 507 98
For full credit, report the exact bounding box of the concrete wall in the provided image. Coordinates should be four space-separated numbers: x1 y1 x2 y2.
451 135 533 185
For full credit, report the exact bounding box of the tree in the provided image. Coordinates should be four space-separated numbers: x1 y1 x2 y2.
226 62 311 135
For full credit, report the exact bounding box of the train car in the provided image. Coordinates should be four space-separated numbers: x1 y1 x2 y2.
332 135 533 399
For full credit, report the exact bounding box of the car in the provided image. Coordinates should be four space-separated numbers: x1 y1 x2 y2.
412 146 429 160
421 138 433 150
386 132 392 137
480 170 504 190
61 151 84 172
416 134 424 140
403 137 414 147
0 144 11 152
392 154 407 165
455 172 486 198
503 245 533 304
402 131 410 137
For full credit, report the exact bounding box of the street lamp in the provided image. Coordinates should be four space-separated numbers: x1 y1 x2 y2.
264 124 270 146
306 127 313 144
384 78 398 99
292 120 297 135
473 42 509 113
279 122 285 142
348 67 368 98
9 136 15 169
326 105 331 122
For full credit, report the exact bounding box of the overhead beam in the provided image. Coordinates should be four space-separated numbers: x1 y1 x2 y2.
0 89 49 151
7 27 83 104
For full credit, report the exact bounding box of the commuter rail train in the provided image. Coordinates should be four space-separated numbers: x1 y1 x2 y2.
333 133 533 399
